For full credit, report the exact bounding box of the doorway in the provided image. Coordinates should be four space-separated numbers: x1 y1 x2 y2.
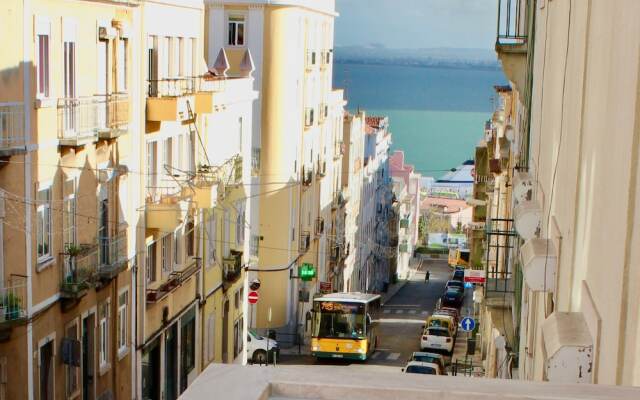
222 300 229 363
141 339 160 400
82 314 95 400
165 324 178 400
39 340 54 400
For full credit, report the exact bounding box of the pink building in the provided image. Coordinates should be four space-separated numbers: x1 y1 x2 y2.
390 151 421 246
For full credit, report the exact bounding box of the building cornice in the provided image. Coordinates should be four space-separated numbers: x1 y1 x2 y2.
211 0 337 17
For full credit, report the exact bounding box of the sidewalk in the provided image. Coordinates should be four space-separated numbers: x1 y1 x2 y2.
381 256 420 304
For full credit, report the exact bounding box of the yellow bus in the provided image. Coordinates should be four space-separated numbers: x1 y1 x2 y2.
448 248 470 267
311 292 381 360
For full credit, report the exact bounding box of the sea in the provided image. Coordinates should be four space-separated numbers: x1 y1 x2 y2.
333 63 507 179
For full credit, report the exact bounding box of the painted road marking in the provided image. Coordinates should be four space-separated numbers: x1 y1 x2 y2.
387 353 401 360
371 352 381 359
421 311 429 315
408 310 416 314
395 309 404 314
383 309 391 314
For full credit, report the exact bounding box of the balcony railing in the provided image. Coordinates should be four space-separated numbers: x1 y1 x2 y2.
60 243 99 299
57 97 102 146
496 0 528 46
222 251 242 287
234 156 243 183
0 276 27 327
98 93 130 138
146 258 201 303
299 231 311 253
0 102 26 156
97 233 128 280
147 77 200 98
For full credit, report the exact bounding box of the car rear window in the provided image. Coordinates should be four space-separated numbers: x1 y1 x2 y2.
427 328 449 337
406 365 436 374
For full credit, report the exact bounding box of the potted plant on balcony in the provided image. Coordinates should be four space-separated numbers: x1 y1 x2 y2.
65 243 83 257
0 292 22 321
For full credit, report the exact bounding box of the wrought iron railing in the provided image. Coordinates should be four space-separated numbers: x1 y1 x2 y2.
0 275 27 323
496 0 528 45
98 232 128 277
61 244 99 296
0 102 25 150
57 97 102 140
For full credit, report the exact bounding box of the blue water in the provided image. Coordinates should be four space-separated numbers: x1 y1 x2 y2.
333 63 507 176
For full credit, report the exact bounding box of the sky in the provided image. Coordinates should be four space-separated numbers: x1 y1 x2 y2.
335 0 498 49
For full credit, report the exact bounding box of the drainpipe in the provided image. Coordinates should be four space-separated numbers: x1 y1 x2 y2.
23 1 34 399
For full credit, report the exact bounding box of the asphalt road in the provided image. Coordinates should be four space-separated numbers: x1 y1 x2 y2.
279 256 458 368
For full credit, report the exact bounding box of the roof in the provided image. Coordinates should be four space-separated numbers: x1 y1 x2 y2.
313 292 381 303
420 196 469 213
365 116 386 129
437 161 474 183
494 85 512 93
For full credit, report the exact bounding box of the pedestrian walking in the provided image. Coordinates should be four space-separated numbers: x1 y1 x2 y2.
424 270 430 283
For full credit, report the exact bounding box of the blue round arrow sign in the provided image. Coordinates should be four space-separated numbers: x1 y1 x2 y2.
460 317 476 332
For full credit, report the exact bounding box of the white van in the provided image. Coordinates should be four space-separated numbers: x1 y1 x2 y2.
247 330 280 364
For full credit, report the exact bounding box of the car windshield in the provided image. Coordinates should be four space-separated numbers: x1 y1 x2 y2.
428 319 449 328
445 289 460 296
313 301 366 339
413 354 438 363
406 365 436 374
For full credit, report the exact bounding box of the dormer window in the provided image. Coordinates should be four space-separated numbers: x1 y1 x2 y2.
227 15 245 46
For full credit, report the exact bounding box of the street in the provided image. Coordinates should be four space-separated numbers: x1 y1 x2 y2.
279 256 473 368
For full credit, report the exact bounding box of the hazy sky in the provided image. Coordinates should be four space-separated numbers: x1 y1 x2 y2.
335 0 498 49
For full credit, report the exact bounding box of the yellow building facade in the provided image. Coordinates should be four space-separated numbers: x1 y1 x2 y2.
0 1 139 399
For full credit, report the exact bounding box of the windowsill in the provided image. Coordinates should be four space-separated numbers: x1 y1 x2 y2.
35 97 56 109
118 346 129 361
99 362 111 376
36 256 55 272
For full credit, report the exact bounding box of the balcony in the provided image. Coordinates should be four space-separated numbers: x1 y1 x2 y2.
317 160 327 178
97 233 128 281
302 166 313 187
305 50 318 71
57 97 101 147
146 258 201 303
146 187 190 232
222 251 243 289
234 156 243 184
60 244 99 301
194 75 227 114
146 77 198 121
299 231 311 254
495 0 529 95
334 141 345 160
0 276 27 337
315 217 325 236
0 102 27 158
331 190 348 210
97 94 130 139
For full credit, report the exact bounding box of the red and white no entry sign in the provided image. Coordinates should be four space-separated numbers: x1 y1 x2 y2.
248 291 259 304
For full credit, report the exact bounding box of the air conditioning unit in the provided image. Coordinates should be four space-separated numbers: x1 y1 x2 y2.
513 199 541 239
513 171 534 203
520 238 557 292
542 312 593 383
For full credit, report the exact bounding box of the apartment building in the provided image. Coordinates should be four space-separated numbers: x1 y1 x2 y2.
0 1 139 399
390 150 422 278
353 116 393 293
205 1 343 338
485 0 640 385
341 111 365 292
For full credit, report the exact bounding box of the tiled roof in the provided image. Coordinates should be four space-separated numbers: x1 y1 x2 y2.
421 196 469 213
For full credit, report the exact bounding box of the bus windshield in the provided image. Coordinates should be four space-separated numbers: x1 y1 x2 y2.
313 301 366 339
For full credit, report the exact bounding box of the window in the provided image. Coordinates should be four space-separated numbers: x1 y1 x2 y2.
35 19 51 98
233 317 243 358
206 214 216 266
147 35 158 96
161 37 170 79
184 38 194 78
164 137 173 174
235 202 245 246
63 179 76 246
36 187 51 261
206 314 215 362
146 141 157 193
173 229 182 267
162 234 172 274
63 40 76 99
118 290 128 355
171 37 181 77
186 219 195 258
227 15 245 46
99 300 110 369
146 242 157 283
117 38 127 92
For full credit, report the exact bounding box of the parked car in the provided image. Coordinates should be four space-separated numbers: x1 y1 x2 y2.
402 361 441 375
446 280 464 290
409 351 447 372
441 287 464 308
452 269 465 282
426 314 457 336
420 326 454 354
247 330 280 364
433 309 459 327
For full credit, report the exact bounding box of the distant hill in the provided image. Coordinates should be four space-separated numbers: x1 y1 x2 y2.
334 46 500 71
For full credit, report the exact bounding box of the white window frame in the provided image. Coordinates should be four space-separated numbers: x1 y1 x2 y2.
161 233 172 274
226 13 247 47
117 37 128 92
35 16 51 99
206 213 216 267
36 183 52 263
117 287 129 358
146 241 157 284
99 299 110 372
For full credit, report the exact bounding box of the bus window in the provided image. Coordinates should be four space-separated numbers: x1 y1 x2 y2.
313 302 366 339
